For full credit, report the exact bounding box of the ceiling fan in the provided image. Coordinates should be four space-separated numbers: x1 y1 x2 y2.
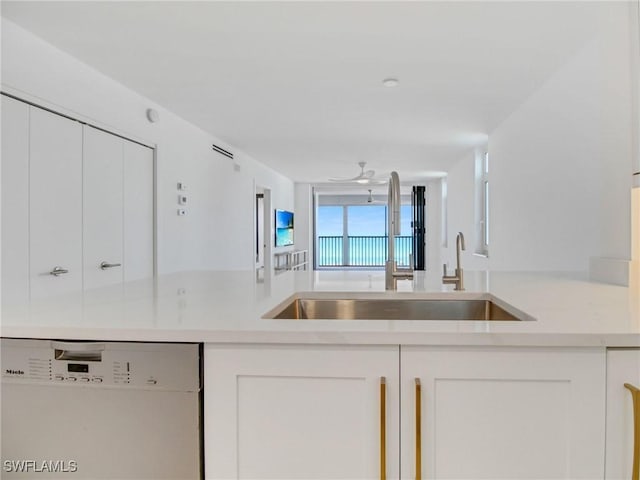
328 161 386 184
365 189 387 205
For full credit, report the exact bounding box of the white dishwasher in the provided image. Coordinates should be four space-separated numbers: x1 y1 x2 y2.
1 338 202 479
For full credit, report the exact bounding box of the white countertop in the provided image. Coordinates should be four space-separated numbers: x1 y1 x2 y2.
1 269 639 347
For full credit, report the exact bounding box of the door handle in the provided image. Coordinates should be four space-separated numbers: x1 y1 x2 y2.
100 261 122 270
49 266 69 276
380 376 386 480
51 341 105 361
624 383 639 480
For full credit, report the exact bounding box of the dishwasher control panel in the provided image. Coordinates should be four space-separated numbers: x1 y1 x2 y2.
1 338 200 391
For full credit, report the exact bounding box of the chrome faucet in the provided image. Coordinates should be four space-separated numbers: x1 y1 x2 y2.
442 232 465 291
385 171 414 290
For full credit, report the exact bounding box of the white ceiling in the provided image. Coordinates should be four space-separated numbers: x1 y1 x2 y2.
2 1 608 183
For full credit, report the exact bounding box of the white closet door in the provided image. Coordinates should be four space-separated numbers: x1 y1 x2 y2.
83 126 124 290
1 96 30 305
29 108 83 299
123 141 154 281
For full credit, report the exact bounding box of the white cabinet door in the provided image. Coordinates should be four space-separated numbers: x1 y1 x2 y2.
401 346 606 480
29 107 83 299
123 141 154 281
606 349 640 480
204 344 400 480
83 126 124 289
1 96 30 305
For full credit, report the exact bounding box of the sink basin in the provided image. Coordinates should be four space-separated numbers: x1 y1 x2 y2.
265 296 531 321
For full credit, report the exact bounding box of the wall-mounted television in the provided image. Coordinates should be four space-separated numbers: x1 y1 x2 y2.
275 209 294 247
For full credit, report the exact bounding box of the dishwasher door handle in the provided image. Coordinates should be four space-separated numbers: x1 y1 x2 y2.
51 341 106 361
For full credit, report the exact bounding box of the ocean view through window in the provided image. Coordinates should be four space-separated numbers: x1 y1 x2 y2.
316 203 412 268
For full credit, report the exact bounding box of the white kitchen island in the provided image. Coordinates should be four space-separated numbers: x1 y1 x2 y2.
2 270 639 479
2 269 639 346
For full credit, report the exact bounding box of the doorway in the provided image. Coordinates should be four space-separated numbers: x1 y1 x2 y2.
255 186 272 281
256 192 264 269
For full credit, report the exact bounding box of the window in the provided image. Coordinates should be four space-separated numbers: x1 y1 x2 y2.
347 205 387 266
315 193 413 269
476 151 489 256
316 206 344 266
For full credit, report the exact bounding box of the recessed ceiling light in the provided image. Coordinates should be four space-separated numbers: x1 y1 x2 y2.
382 78 399 88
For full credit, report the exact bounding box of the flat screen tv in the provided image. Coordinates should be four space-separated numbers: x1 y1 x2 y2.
275 209 294 247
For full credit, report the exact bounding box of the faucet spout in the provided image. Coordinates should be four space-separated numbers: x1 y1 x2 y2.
443 232 465 291
456 231 465 273
385 171 413 290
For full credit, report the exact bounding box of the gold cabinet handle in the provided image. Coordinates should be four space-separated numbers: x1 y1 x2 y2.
625 383 640 480
415 378 422 480
380 376 386 480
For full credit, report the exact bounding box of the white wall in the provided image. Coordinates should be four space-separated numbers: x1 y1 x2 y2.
2 19 294 274
442 148 490 272
293 184 313 260
631 0 640 185
488 5 633 272
425 179 443 273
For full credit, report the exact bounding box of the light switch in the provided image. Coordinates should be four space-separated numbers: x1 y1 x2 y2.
177 182 187 191
178 195 187 205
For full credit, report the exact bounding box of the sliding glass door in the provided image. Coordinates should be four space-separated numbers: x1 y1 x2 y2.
315 197 413 269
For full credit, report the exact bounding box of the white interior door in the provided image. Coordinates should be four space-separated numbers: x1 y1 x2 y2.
1 96 30 305
263 189 273 276
256 191 265 269
83 126 124 290
29 107 83 299
123 141 154 282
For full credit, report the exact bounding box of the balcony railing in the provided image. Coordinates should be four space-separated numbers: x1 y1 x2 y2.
317 235 413 268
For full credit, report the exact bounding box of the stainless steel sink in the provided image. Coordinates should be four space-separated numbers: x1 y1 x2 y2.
265 297 530 321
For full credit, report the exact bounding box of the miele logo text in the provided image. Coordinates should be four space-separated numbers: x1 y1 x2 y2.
5 369 24 375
